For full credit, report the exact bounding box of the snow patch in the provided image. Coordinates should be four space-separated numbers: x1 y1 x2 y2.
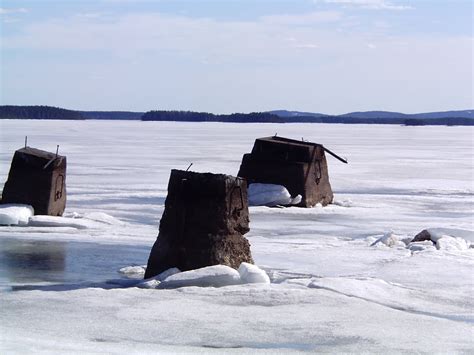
0 204 34 226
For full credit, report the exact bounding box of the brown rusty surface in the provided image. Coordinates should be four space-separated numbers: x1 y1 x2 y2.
145 170 253 279
1 147 67 216
238 136 334 207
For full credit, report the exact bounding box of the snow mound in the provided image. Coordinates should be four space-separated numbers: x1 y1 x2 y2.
436 236 470 251
238 262 270 284
138 267 181 289
423 228 472 250
159 265 241 289
0 204 34 226
248 183 301 207
427 228 474 243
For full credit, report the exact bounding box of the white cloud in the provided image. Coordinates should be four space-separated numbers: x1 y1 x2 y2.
316 0 413 10
0 8 28 15
260 11 342 25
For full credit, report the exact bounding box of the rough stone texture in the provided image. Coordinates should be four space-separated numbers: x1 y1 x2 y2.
412 229 433 243
1 147 67 216
237 136 334 207
145 169 253 279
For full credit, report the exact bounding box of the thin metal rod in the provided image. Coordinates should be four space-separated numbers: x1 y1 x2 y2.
56 145 59 157
25 136 27 148
323 147 348 164
186 163 193 171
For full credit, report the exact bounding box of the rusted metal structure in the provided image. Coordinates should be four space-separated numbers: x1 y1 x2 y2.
145 169 253 279
2 146 67 216
237 136 347 207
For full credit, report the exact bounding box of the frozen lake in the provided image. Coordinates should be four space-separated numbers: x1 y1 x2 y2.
0 120 473 353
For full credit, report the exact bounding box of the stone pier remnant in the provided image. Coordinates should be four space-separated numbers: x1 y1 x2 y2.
1 147 67 216
145 169 253 279
238 136 347 207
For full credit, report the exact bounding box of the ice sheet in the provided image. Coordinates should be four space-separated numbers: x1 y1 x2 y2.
0 120 472 353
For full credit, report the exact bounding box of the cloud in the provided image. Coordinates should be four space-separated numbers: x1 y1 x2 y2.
260 11 342 25
316 0 413 10
0 8 28 15
0 11 344 56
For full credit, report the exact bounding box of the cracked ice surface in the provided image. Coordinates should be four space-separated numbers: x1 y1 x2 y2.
0 120 473 353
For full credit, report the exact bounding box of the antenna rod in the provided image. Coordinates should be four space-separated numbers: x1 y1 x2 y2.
56 145 59 157
25 136 27 148
186 163 193 171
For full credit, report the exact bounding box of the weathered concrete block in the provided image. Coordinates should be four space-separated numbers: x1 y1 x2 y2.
1 147 67 216
238 136 334 207
145 170 253 279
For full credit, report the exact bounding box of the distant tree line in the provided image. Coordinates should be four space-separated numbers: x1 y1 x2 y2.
403 117 474 126
280 115 474 126
0 105 84 120
80 111 144 120
141 110 284 123
1 105 473 126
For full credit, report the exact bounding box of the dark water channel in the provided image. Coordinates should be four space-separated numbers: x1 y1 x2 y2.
0 238 149 290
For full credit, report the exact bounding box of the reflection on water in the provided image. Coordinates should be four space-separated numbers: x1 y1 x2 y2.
1 240 66 283
0 238 149 289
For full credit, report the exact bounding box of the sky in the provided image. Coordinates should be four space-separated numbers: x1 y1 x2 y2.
0 0 472 114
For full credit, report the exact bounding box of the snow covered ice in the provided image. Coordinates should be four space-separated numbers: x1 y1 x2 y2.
0 120 473 353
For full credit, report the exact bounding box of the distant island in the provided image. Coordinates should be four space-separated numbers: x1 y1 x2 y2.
1 105 473 126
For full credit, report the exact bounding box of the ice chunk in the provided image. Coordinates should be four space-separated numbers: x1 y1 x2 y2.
370 231 408 248
0 204 34 226
159 265 241 288
119 265 147 277
407 241 436 253
238 262 270 284
248 183 300 206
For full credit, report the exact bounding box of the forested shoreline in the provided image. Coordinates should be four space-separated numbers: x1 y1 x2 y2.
1 105 473 126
